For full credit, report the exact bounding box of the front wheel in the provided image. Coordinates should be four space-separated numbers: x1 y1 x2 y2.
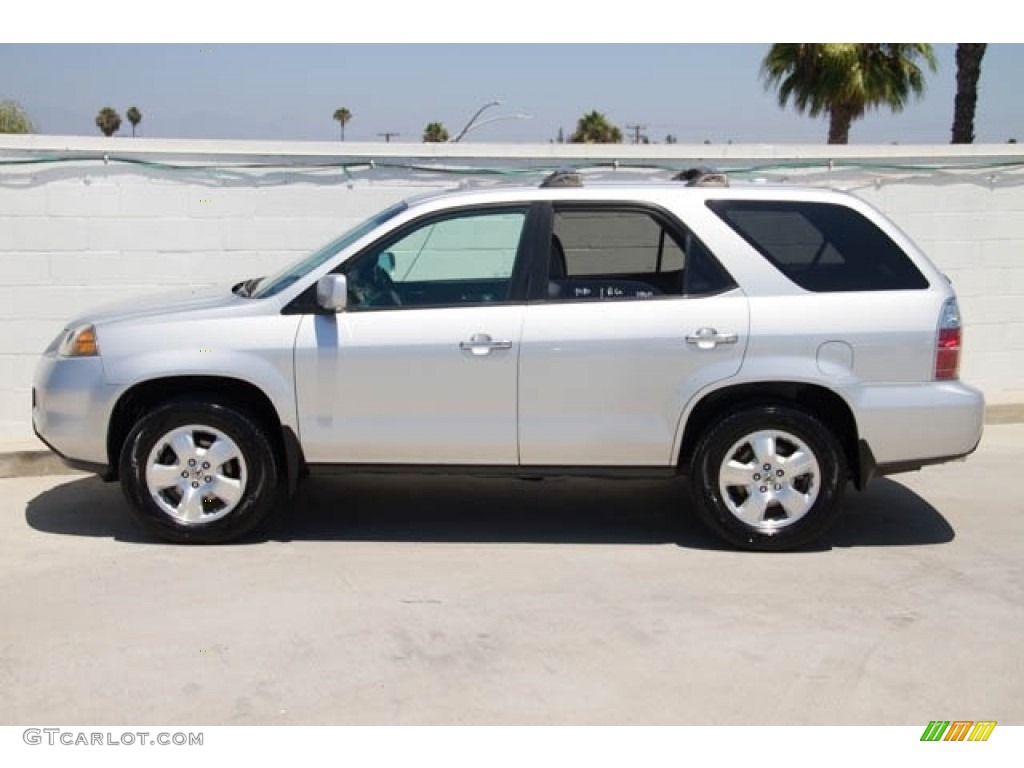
119 401 282 543
689 405 847 551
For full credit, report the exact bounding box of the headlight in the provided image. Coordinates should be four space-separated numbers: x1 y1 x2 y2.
56 324 100 357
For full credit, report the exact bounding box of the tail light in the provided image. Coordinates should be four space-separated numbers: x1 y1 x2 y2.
935 298 961 380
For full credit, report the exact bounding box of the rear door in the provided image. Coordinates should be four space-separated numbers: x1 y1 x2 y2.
518 202 749 467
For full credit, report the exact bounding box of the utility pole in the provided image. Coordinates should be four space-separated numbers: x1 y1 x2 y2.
625 124 648 145
377 132 400 143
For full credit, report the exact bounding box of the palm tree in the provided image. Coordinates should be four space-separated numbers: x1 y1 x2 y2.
951 44 987 144
0 100 34 133
333 107 352 141
126 106 142 137
569 110 623 143
422 121 449 142
761 44 936 144
95 106 122 137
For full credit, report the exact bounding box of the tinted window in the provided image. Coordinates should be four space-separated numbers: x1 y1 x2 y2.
388 211 524 283
547 208 734 301
707 200 928 292
345 208 527 309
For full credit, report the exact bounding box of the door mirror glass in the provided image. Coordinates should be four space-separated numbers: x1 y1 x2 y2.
316 274 348 312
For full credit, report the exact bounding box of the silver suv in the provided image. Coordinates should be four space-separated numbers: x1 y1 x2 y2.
32 171 985 550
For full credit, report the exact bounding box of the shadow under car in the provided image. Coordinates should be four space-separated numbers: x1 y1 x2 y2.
25 472 954 551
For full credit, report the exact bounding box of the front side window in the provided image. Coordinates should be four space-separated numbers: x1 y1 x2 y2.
707 200 929 292
546 207 734 301
345 208 528 309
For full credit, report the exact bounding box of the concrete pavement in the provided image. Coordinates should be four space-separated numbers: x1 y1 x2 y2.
1 424 1022 725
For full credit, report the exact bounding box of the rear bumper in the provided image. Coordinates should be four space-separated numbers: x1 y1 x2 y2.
856 437 979 489
853 380 984 470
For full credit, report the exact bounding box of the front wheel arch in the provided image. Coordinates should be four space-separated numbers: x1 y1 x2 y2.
107 376 303 491
119 399 283 543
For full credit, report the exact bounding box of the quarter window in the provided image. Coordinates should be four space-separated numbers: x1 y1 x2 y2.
708 200 928 292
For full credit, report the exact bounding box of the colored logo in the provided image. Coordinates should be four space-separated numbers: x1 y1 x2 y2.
920 721 996 741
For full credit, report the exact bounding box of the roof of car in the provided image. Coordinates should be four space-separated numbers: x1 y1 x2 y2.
403 180 853 212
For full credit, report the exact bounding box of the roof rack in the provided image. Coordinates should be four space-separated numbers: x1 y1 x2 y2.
673 166 729 187
540 168 583 188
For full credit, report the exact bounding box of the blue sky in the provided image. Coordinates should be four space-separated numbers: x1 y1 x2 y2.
1 44 1021 144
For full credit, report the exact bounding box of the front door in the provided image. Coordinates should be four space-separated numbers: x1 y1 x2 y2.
294 205 533 464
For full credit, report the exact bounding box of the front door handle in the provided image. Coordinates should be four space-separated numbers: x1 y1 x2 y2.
459 333 513 356
685 327 738 350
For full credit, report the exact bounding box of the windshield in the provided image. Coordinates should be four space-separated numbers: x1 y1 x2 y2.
250 201 408 298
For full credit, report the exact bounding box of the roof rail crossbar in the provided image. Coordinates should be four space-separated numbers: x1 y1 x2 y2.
673 166 729 187
540 168 583 188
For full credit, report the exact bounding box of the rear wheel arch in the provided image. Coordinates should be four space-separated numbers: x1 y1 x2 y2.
689 403 848 550
678 381 861 485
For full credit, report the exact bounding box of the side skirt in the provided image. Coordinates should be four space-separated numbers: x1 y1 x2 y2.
306 464 681 480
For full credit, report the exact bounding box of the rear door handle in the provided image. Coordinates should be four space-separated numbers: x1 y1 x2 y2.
459 333 513 356
685 327 738 349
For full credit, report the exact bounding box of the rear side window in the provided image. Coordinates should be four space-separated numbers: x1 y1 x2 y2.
546 207 735 301
707 200 928 292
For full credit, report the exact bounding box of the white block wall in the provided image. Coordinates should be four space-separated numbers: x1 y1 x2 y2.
857 184 1024 404
1 137 1022 441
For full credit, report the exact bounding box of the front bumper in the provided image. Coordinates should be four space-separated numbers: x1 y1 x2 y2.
32 354 121 477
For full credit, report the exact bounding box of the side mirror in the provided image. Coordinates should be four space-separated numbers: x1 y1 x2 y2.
316 274 348 312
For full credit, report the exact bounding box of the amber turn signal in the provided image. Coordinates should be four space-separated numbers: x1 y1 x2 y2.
57 324 100 357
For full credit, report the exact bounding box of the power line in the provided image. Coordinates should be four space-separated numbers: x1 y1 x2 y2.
377 132 400 143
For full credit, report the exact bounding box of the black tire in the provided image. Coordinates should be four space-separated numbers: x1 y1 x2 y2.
119 400 282 543
689 405 847 551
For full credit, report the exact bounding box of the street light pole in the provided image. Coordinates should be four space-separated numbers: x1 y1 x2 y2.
455 113 532 141
451 100 502 143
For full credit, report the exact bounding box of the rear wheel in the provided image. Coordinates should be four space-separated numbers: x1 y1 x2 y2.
689 405 847 551
119 400 281 543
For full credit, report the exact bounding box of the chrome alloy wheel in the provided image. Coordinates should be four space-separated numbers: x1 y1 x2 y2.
718 429 820 530
144 425 248 525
